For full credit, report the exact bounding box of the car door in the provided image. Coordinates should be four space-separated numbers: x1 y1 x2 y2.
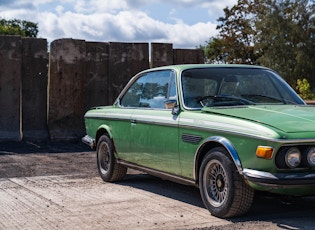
120 70 181 175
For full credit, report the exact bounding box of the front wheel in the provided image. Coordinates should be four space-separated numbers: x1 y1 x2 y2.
199 147 254 218
96 135 127 182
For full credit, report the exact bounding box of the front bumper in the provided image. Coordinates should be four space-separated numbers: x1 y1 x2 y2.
82 135 95 149
243 168 315 189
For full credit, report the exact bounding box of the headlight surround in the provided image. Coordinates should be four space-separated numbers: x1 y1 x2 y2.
285 147 301 168
307 147 315 167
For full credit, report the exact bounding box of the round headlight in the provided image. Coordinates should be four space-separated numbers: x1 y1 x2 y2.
285 147 301 168
307 147 315 167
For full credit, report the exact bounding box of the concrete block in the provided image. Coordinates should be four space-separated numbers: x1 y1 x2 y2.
173 49 204 64
108 42 149 104
22 38 49 140
0 36 22 141
48 38 86 140
151 43 173 68
85 42 109 109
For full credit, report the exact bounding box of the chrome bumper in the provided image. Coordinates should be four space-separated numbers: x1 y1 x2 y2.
82 135 95 149
243 168 315 188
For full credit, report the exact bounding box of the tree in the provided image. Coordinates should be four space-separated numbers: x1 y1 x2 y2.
200 37 227 64
203 0 315 90
203 0 260 64
0 19 38 37
255 0 315 86
296 78 315 100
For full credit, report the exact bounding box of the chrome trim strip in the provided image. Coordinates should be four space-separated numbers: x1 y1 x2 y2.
86 113 179 127
85 116 131 122
85 116 130 122
131 120 178 128
118 160 196 186
85 112 132 120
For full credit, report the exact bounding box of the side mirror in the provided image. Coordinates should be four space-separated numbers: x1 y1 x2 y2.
164 99 180 115
172 104 180 115
164 99 176 109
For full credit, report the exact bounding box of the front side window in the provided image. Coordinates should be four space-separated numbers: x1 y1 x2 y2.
121 70 177 109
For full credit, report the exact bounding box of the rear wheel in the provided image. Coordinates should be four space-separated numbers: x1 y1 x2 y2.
96 135 127 182
199 147 254 218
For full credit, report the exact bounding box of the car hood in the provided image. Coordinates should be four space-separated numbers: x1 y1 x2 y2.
202 105 315 133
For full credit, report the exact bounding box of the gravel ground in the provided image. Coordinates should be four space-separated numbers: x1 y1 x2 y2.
1 141 315 230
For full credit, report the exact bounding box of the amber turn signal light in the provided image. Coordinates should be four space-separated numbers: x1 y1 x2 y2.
256 146 274 159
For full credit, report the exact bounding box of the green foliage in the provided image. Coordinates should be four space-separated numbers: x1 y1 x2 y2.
200 37 228 64
202 0 315 91
296 78 315 100
255 0 315 86
0 19 38 37
206 0 259 64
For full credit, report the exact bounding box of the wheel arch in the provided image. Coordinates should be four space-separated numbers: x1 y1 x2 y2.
96 125 113 145
194 136 243 183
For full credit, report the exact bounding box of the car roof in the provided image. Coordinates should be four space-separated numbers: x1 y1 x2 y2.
143 64 269 73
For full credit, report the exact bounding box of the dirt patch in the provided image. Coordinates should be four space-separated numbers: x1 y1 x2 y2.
0 140 96 178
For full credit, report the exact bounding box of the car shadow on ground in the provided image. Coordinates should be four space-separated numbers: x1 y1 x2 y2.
0 140 91 154
118 173 315 229
118 173 205 208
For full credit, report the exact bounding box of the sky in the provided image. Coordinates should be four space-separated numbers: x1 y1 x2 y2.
0 0 237 48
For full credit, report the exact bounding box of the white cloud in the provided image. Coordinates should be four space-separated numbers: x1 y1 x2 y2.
73 0 128 14
201 0 237 20
0 0 235 48
55 5 64 15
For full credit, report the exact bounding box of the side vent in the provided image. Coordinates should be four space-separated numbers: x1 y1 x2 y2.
182 134 202 144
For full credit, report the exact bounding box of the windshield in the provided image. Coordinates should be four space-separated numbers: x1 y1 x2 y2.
181 67 305 109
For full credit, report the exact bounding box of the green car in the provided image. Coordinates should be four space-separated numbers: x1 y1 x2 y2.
82 64 315 218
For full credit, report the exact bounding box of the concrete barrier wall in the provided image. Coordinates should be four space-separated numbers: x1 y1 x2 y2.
48 39 87 140
108 42 149 103
22 38 49 140
0 36 205 141
85 42 109 111
0 36 22 141
173 49 204 64
151 43 173 68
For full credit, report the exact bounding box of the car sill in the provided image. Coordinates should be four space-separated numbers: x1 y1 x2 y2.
117 160 197 187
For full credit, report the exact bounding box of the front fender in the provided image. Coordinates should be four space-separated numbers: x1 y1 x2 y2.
96 124 113 141
194 136 243 180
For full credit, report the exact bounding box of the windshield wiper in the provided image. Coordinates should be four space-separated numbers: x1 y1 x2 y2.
199 95 256 107
241 94 297 104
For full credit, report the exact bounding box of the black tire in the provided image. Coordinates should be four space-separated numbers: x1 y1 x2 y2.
96 135 127 182
199 147 254 218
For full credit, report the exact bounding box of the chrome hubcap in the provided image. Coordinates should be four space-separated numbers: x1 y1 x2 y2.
204 159 228 207
98 142 110 174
